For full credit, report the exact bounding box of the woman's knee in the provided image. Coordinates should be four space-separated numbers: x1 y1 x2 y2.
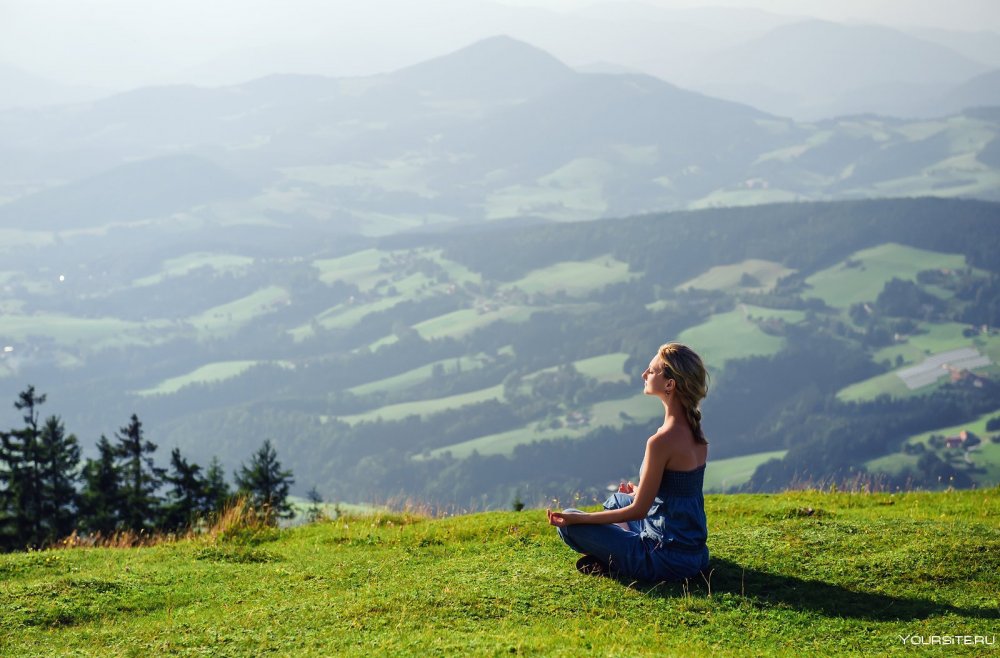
603 493 633 510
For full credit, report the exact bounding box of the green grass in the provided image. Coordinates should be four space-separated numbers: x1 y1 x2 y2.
839 327 999 402
425 392 661 460
525 352 631 385
678 304 805 369
135 360 293 397
484 158 611 221
874 324 1000 368
2 489 996 656
677 259 796 294
836 371 917 403
865 407 1000 486
187 286 289 338
133 252 254 287
503 257 635 297
803 243 969 308
413 306 535 340
347 354 494 396
703 450 789 493
338 384 506 425
313 249 389 290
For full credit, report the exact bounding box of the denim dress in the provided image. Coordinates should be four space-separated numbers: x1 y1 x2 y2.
556 464 710 582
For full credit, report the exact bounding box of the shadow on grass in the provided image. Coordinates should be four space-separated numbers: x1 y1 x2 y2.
635 558 998 622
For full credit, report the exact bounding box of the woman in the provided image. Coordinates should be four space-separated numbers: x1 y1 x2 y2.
547 342 710 582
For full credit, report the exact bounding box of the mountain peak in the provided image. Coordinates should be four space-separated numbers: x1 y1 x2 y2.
389 35 577 100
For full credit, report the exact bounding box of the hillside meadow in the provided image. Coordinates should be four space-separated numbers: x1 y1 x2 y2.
1 488 996 657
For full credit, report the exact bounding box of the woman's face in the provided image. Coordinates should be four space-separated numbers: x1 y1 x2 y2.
642 356 671 396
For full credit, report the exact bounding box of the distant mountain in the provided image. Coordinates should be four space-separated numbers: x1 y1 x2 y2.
909 27 1000 69
1 35 999 232
389 35 577 101
682 20 991 120
0 62 109 110
935 69 1000 115
0 155 255 230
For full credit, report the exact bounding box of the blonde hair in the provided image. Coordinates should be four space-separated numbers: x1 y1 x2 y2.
658 342 710 444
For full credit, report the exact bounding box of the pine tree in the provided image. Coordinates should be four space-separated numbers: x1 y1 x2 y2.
234 439 294 524
37 415 80 543
79 436 122 536
161 448 205 532
305 486 324 523
202 456 231 516
113 414 164 533
0 386 47 548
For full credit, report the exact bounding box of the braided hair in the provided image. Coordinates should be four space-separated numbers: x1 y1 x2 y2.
658 342 710 445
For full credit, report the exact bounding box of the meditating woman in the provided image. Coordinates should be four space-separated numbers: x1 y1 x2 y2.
547 342 710 581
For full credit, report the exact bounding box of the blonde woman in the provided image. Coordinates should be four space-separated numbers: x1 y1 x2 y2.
547 343 710 581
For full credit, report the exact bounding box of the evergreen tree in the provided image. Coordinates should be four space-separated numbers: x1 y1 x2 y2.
161 448 206 531
0 386 47 548
37 415 80 543
234 439 294 524
305 486 324 523
78 436 122 536
202 456 232 516
112 414 164 533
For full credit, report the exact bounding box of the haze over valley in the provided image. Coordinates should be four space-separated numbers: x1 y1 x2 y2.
1 1 999 508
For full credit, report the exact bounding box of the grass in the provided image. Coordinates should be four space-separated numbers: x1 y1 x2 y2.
187 286 290 338
703 450 789 493
338 384 506 425
347 354 493 396
484 158 611 221
836 371 918 403
413 306 535 341
135 360 294 397
677 259 796 294
1 488 997 656
678 305 805 369
803 243 969 308
133 252 254 287
874 324 1000 368
865 407 1000 487
838 328 999 402
425 392 659 460
503 257 635 297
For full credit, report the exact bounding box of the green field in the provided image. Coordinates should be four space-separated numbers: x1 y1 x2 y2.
703 450 789 493
524 352 631 385
836 371 918 403
865 407 1000 486
187 286 289 338
339 384 505 425
313 249 390 290
425 392 658 460
677 259 796 294
803 243 969 308
2 489 996 656
484 157 611 221
413 306 535 340
874 324 1000 368
133 252 254 287
135 360 293 397
838 327 999 402
503 256 635 297
678 305 806 369
347 354 494 396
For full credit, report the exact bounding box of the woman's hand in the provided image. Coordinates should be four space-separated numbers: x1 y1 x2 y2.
618 481 635 494
547 509 586 527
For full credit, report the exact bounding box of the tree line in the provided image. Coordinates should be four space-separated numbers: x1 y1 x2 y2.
0 385 295 552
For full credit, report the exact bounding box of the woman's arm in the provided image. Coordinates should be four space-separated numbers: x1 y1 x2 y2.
547 434 670 527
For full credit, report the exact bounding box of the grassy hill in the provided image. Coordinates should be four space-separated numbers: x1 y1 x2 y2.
1 488 996 656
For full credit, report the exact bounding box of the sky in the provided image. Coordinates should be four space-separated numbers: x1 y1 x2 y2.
2 0 999 91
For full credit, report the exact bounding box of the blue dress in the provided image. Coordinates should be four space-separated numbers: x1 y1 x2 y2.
556 464 710 582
